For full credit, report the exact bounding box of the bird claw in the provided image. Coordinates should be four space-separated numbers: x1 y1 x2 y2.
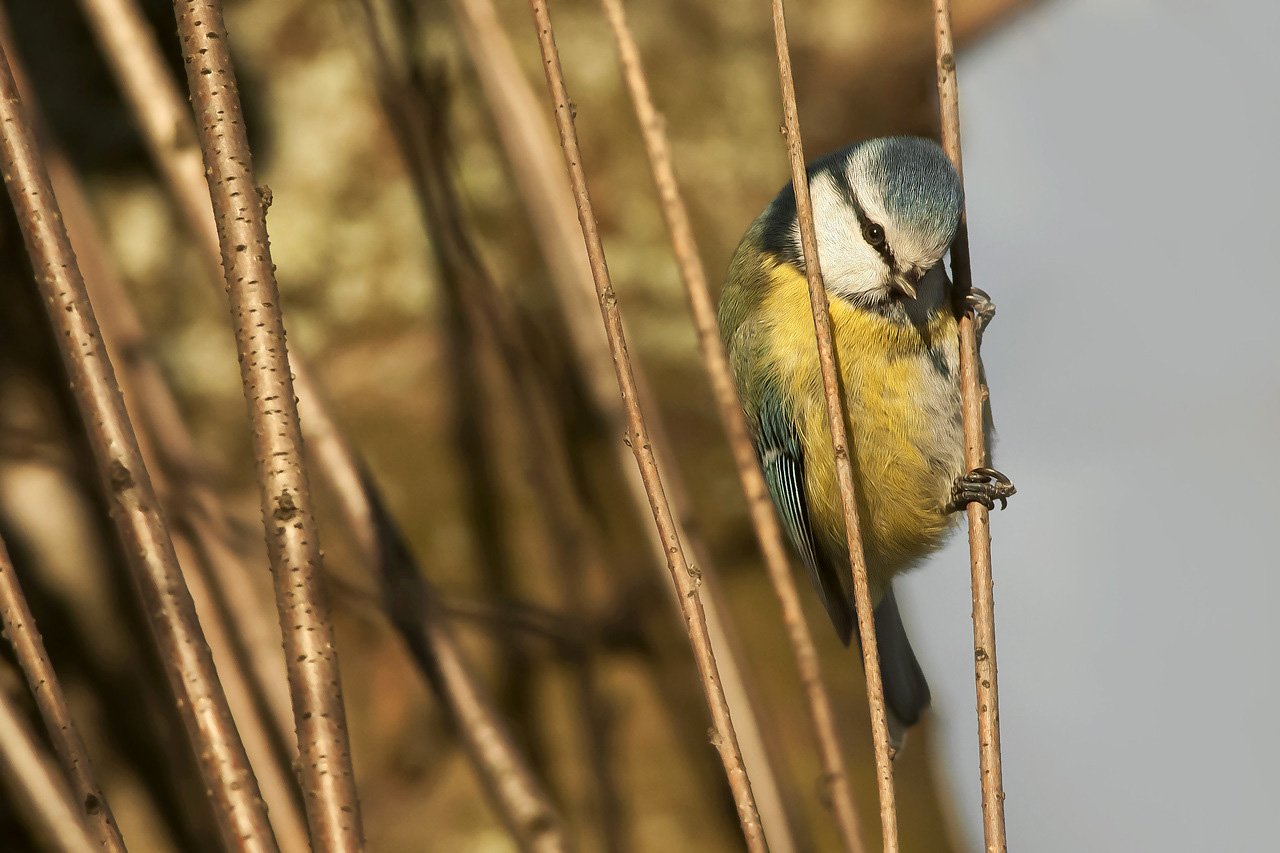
966 287 996 338
946 466 1016 513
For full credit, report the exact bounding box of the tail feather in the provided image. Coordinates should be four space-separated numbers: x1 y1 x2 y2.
856 586 931 751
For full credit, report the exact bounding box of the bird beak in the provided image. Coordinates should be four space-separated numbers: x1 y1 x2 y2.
890 269 920 300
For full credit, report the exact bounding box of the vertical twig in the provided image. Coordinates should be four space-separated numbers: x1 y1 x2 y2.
525 3 766 850
0 687 99 853
169 535 312 853
599 1 867 850
0 21 311 845
0 535 126 852
447 4 799 848
932 4 1008 851
0 41 278 853
170 2 365 849
767 1 901 850
75 0 569 844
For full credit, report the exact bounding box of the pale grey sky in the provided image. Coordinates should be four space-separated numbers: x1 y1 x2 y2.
898 0 1280 850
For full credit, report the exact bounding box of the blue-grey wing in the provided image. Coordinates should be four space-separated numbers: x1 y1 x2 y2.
754 386 932 736
754 385 855 645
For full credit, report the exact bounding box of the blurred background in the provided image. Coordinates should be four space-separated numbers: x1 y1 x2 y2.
0 0 1275 851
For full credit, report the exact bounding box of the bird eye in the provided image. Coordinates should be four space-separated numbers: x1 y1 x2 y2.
863 222 885 246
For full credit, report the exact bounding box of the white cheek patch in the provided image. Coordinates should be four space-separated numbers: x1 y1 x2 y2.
802 172 888 300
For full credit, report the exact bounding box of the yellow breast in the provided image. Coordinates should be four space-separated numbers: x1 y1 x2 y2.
758 260 963 590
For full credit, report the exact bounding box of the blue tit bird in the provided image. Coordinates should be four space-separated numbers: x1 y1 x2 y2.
717 135 1014 747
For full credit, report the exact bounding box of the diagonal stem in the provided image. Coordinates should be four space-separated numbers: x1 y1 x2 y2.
525 2 767 849
768 1 901 850
599 0 867 849
0 686 100 853
932 3 1008 851
170 2 364 848
0 38 278 853
0 534 126 852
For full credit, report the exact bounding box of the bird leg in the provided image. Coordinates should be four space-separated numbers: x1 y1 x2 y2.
966 287 996 339
946 467 1016 513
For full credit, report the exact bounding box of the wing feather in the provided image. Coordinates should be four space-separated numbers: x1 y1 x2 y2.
754 385 855 644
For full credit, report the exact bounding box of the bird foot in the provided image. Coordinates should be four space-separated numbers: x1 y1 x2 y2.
966 287 996 338
946 467 1016 513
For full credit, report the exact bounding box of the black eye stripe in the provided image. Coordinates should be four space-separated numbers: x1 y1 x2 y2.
829 168 897 268
850 198 896 268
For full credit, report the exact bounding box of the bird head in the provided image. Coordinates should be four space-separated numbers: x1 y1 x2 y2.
768 136 963 308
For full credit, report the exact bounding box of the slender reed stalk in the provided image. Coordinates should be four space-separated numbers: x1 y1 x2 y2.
78 0 569 838
0 687 99 853
0 41 278 853
3 40 311 848
768 2 901 850
170 2 364 848
55 128 312 853
447 4 799 847
71 2 374 564
80 3 576 824
0 535 125 852
599 2 867 849
932 4 1008 850
525 2 767 849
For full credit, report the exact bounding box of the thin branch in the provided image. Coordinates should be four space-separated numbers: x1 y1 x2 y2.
599 1 867 850
71 3 370 582
171 528 313 853
524 2 767 850
0 41 278 852
0 535 126 852
0 687 99 853
768 1 901 850
170 2 364 849
0 33 312 848
447 4 799 848
77 0 571 844
932 4 1008 851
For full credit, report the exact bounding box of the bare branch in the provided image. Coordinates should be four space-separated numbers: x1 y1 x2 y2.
0 535 125 852
932 4 1008 851
524 2 768 849
77 0 571 846
0 40 278 853
447 3 799 848
0 687 99 853
1 35 312 849
598 1 867 849
169 2 364 848
767 1 900 849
